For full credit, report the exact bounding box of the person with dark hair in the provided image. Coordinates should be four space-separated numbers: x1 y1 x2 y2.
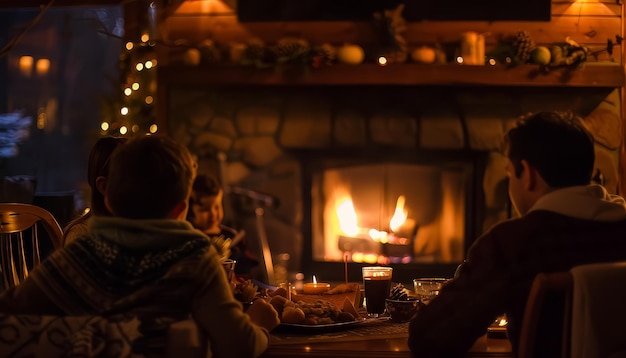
408 111 626 358
0 135 279 357
188 174 259 277
63 136 127 245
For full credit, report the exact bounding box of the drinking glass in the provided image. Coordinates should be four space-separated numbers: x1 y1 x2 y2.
362 266 393 317
413 278 447 305
222 259 236 282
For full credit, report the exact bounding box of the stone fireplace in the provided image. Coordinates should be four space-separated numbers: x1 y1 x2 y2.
166 83 621 284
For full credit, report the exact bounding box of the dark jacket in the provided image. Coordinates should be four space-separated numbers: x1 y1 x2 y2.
408 185 626 357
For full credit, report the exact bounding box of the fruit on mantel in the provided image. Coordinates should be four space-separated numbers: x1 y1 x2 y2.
531 46 551 66
337 44 365 65
183 48 201 66
411 46 437 64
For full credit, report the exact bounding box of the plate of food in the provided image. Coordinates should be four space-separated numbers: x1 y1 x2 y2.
269 287 365 333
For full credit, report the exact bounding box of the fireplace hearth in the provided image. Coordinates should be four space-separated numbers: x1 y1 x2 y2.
166 84 621 284
301 148 486 282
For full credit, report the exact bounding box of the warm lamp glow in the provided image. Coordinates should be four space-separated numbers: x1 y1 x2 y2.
37 111 46 129
101 122 110 131
120 107 129 115
124 88 132 96
119 126 128 135
131 82 140 90
145 96 154 104
177 0 234 14
19 56 34 77
126 42 134 51
378 56 388 66
36 58 50 75
136 63 144 71
149 124 158 133
141 33 150 43
145 60 153 69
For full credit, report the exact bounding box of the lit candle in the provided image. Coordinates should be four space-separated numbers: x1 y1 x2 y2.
303 275 330 295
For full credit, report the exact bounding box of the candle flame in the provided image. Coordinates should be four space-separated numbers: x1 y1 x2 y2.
312 275 317 284
389 195 408 232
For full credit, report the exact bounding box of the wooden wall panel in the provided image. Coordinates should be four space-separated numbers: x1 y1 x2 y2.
160 0 622 63
164 17 619 43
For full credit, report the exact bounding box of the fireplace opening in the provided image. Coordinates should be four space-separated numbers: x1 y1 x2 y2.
300 149 488 283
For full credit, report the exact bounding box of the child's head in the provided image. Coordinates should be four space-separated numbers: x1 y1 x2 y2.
188 174 224 233
87 136 127 216
105 135 197 219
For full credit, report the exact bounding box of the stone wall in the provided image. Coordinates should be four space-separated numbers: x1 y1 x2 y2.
168 86 621 280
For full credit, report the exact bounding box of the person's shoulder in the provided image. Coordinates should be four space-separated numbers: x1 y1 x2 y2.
62 214 91 246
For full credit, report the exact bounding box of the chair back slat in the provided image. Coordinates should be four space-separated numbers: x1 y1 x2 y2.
0 203 63 290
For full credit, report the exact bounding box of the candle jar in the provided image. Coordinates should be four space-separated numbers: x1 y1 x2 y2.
303 282 330 295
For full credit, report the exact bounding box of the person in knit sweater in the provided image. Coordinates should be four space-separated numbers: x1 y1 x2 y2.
0 135 280 357
408 111 626 358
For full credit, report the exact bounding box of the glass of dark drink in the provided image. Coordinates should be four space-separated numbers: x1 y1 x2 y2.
362 266 393 317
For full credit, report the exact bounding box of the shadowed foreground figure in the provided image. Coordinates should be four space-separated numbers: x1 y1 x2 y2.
0 135 279 357
408 111 626 358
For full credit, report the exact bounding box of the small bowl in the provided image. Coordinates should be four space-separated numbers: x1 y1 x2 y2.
385 298 419 323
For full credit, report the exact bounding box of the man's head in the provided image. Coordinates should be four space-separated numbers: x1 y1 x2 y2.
105 135 197 219
188 174 224 233
503 111 594 215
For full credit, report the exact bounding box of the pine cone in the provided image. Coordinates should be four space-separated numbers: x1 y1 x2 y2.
512 31 536 63
274 38 310 63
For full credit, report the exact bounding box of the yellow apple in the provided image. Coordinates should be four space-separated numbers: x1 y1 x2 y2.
337 44 365 65
183 48 201 66
411 46 437 64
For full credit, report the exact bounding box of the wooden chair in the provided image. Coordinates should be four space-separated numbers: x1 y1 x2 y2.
0 203 63 290
518 271 573 358
570 262 626 358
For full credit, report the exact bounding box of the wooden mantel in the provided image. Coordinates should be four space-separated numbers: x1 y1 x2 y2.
158 63 625 88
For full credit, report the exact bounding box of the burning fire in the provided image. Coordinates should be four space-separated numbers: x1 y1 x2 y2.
336 195 409 240
389 195 408 233
336 199 359 237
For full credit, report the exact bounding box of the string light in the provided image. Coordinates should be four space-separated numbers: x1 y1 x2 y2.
103 3 157 137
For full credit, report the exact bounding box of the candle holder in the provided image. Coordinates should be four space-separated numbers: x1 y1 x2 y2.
303 275 330 295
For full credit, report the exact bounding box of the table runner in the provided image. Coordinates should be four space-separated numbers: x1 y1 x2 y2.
270 318 409 345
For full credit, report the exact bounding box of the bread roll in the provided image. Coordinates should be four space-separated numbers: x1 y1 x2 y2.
281 307 306 324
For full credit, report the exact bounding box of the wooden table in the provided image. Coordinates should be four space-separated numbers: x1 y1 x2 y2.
261 319 512 358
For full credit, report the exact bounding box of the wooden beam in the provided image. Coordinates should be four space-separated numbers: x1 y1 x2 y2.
0 0 122 8
158 63 625 88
